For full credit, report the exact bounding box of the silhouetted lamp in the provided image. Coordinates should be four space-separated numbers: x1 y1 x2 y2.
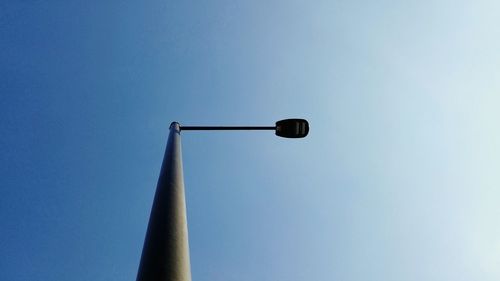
275 118 309 138
180 118 310 139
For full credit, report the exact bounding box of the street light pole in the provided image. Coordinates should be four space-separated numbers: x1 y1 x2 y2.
136 119 309 281
137 122 191 281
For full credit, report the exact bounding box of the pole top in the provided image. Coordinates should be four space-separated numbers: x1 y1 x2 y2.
169 122 181 132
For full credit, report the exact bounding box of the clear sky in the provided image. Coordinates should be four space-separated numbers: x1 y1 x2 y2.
1 1 500 280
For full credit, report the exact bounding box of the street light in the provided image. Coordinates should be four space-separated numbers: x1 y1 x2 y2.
180 118 309 138
136 119 309 281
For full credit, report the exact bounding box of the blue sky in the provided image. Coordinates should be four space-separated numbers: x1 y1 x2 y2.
2 0 500 280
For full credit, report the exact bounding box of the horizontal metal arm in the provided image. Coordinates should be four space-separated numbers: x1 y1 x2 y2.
180 126 275 131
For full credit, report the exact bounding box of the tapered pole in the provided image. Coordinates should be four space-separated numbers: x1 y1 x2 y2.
137 122 192 281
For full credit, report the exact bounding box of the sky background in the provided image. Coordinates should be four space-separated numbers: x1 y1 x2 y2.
1 0 500 280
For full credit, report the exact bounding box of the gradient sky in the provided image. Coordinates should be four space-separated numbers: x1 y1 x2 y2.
2 1 500 280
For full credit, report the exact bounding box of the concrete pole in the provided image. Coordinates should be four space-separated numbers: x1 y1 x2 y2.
137 122 192 281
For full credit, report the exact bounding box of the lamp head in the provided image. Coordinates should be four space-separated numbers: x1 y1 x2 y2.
275 119 309 138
